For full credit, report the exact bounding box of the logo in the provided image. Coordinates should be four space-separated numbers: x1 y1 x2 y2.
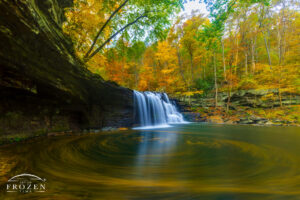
6 173 46 193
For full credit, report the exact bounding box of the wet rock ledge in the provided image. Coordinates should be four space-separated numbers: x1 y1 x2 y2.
0 0 133 138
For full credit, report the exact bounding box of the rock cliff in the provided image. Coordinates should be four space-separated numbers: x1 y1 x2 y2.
0 0 134 137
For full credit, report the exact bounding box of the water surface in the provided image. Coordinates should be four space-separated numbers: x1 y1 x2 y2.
1 124 300 199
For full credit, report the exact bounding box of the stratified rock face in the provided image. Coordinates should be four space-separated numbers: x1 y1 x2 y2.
0 0 133 135
178 89 300 109
227 89 300 108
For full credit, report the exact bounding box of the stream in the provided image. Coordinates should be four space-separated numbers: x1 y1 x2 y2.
1 123 300 199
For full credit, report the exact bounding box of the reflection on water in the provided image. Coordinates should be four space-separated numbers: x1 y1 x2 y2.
135 131 178 179
1 124 300 199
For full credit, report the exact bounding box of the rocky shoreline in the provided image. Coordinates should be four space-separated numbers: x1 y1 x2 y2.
183 112 300 126
173 90 300 127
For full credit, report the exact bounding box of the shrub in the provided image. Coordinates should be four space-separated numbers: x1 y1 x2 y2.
238 78 259 90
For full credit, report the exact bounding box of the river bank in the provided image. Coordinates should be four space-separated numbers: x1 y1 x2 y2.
183 106 300 126
174 89 300 126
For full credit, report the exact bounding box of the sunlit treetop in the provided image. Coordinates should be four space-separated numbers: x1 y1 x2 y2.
196 0 271 49
64 0 186 62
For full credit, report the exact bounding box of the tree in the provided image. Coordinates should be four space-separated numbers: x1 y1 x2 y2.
199 0 236 107
64 0 184 63
64 0 300 105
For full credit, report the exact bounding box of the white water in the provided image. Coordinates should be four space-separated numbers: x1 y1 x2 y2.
133 91 186 128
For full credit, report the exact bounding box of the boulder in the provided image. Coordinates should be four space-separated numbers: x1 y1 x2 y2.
238 119 254 124
224 120 234 124
207 116 224 124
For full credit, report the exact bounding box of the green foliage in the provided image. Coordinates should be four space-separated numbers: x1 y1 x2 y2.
198 0 236 49
127 41 146 62
195 78 214 95
64 0 185 60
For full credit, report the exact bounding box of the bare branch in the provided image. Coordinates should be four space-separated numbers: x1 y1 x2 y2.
84 0 129 59
85 13 148 62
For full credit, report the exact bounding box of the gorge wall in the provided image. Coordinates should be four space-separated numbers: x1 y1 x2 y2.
0 0 134 137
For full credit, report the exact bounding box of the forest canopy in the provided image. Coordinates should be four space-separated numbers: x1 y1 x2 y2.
63 0 300 104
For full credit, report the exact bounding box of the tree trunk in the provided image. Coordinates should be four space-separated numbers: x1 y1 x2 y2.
251 38 256 74
277 27 282 65
277 64 283 108
235 35 239 75
222 40 226 81
234 19 240 75
277 2 286 108
227 67 232 112
190 53 194 82
213 51 218 108
227 54 234 112
263 32 272 66
259 5 271 66
245 51 248 76
176 47 188 87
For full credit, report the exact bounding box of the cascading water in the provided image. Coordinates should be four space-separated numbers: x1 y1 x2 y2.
133 91 186 128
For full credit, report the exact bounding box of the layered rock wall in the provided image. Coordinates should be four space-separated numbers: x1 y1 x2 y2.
0 0 134 136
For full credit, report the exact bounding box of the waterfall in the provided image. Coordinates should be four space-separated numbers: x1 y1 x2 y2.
133 91 185 128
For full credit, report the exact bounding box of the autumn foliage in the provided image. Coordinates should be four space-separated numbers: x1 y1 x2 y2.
63 0 299 103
